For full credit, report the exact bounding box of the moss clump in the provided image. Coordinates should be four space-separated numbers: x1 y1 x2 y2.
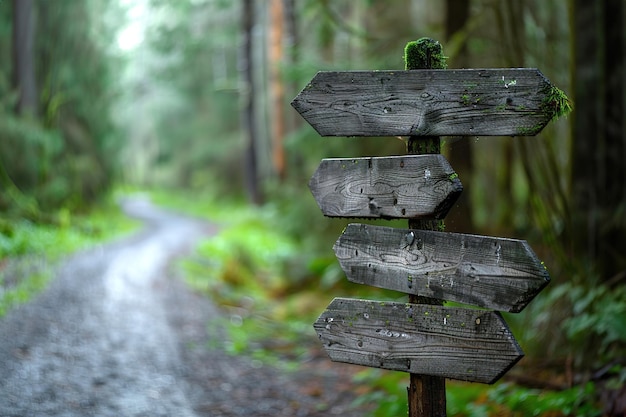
516 86 571 135
517 124 543 136
541 84 573 122
404 37 447 70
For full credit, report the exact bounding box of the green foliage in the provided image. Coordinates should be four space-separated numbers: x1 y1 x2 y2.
0 271 50 318
350 371 601 417
0 196 139 316
556 282 626 366
446 382 493 417
487 382 601 417
0 113 65 214
0 112 106 216
404 37 447 70
0 1 123 215
351 370 408 416
165 188 302 307
172 184 380 310
213 311 313 370
501 275 626 372
36 1 122 180
0 197 138 259
175 193 332 369
184 210 297 307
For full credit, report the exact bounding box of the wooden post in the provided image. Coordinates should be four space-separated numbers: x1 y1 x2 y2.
405 37 447 417
293 36 561 417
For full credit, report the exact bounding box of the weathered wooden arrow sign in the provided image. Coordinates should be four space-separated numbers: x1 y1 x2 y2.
334 224 550 313
314 298 524 384
309 154 463 219
292 68 564 137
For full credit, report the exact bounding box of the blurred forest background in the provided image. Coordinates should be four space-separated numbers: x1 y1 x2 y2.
1 0 625 415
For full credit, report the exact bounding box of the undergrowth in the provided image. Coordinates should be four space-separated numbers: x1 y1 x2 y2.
172 191 326 368
352 369 601 417
154 188 609 416
0 192 139 317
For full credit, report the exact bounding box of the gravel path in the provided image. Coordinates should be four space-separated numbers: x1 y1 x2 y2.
0 197 373 416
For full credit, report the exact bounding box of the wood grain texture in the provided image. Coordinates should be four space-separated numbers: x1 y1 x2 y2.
308 155 462 219
292 69 554 137
314 298 524 384
334 224 550 312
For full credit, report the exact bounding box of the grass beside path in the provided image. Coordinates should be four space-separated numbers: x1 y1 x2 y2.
0 192 139 317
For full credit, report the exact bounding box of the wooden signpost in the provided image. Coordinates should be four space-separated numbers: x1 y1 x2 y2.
292 69 567 137
292 37 568 416
334 224 549 313
309 155 462 219
313 298 523 384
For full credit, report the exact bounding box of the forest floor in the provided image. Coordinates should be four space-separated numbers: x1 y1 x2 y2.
0 196 372 416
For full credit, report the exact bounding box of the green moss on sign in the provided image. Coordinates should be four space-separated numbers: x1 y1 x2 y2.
404 37 447 70
541 84 572 122
516 84 572 135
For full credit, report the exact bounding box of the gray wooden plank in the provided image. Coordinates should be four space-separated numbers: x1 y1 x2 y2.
292 69 557 137
308 155 462 219
314 298 524 384
333 224 550 312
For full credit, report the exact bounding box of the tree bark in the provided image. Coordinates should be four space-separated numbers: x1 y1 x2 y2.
444 0 473 233
240 0 262 204
283 0 300 132
12 0 38 117
269 0 286 180
572 0 626 281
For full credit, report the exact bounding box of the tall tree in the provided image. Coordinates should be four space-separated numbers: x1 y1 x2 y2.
283 0 299 133
12 0 37 116
572 0 626 282
269 0 286 180
241 0 262 204
444 0 473 233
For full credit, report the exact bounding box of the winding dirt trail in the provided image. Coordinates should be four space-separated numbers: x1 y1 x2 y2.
0 197 212 416
0 197 370 417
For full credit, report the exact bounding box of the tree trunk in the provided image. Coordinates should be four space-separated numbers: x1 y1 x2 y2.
444 0 473 233
269 0 286 180
493 1 526 232
445 0 470 66
240 0 263 204
572 0 626 281
12 0 38 117
284 0 300 131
